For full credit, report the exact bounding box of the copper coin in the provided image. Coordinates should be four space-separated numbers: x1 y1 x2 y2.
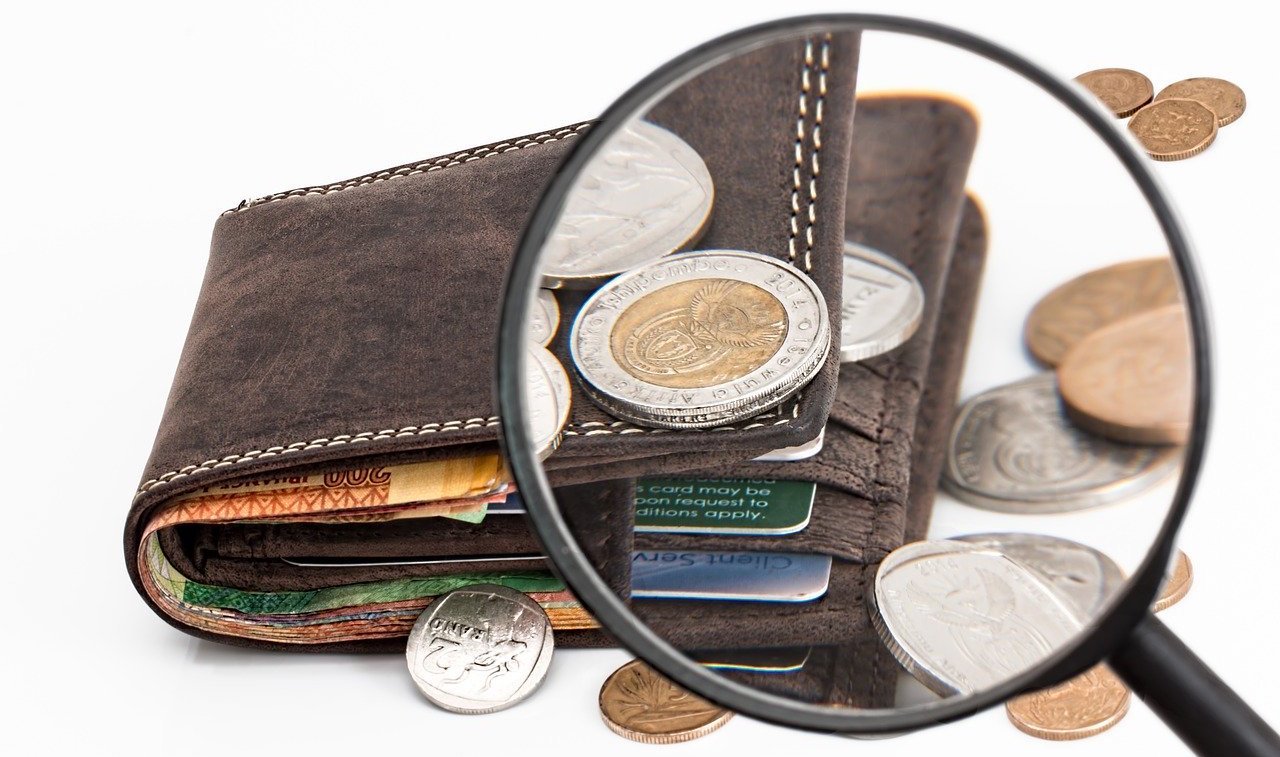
599 659 733 744
1155 77 1246 127
1075 68 1154 117
1129 99 1218 161
1025 257 1180 367
1007 664 1131 741
1057 304 1192 445
1153 550 1193 612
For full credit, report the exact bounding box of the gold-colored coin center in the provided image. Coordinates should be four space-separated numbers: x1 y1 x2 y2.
610 278 787 389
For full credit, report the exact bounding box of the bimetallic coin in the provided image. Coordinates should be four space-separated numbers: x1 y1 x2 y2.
953 533 1125 621
524 344 571 460
1155 77 1246 127
1129 99 1218 161
839 241 925 362
943 374 1179 513
1153 550 1193 612
1025 257 1180 367
1058 304 1192 445
570 250 830 429
540 120 714 288
1006 664 1131 741
871 540 1084 696
527 289 561 347
405 584 554 714
599 659 733 744
1074 68 1153 118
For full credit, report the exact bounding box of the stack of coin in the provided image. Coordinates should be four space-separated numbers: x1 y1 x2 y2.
1075 68 1245 160
944 256 1191 513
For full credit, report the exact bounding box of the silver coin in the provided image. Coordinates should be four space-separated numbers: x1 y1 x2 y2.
539 120 714 289
871 540 1083 696
952 533 1125 621
524 344 571 460
405 584 554 714
753 427 825 462
569 250 830 429
527 289 560 347
839 242 924 362
942 373 1179 513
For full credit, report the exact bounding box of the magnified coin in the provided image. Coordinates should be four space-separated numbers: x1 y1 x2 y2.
871 540 1084 696
1024 257 1180 367
943 374 1179 513
527 289 561 347
1154 77 1246 127
1153 550 1193 612
1058 304 1192 445
953 533 1125 620
405 584 554 714
1007 664 1131 741
1129 99 1218 161
540 120 714 288
839 241 925 362
524 344 572 459
1074 68 1153 118
599 659 733 744
570 249 830 429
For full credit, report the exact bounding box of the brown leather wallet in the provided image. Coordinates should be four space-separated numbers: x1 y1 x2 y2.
125 32 865 651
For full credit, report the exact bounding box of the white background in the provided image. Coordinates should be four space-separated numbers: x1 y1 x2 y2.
3 1 1277 754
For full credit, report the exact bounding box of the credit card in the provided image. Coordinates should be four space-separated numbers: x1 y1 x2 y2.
634 478 815 535
753 428 826 462
693 646 814 673
631 550 832 602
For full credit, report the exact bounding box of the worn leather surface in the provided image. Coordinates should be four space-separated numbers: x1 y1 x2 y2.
631 96 983 651
125 32 861 651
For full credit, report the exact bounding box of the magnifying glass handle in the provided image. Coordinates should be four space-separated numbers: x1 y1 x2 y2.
1110 613 1280 756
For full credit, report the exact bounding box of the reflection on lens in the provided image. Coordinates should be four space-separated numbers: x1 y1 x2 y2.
515 23 1195 720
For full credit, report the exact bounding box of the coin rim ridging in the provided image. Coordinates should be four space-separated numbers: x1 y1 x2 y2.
598 659 734 744
941 373 1180 512
405 584 554 714
1129 98 1218 161
539 120 715 288
569 249 830 429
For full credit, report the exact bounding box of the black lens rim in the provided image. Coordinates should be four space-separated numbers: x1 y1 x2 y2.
497 13 1211 734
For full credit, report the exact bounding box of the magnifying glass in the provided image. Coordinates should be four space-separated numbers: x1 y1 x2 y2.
498 14 1277 754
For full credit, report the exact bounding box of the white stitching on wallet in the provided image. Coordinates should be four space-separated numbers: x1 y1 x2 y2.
224 124 591 215
135 417 500 496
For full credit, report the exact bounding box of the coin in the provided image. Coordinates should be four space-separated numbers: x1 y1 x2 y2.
1129 99 1218 161
524 344 571 460
1024 257 1180 367
1153 550 1193 612
599 659 733 744
570 250 830 429
1155 77 1246 127
953 533 1126 620
871 540 1084 695
839 241 925 362
943 374 1179 512
539 120 714 288
528 289 560 347
1057 304 1192 445
1006 664 1131 740
405 584 554 714
1075 68 1153 118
